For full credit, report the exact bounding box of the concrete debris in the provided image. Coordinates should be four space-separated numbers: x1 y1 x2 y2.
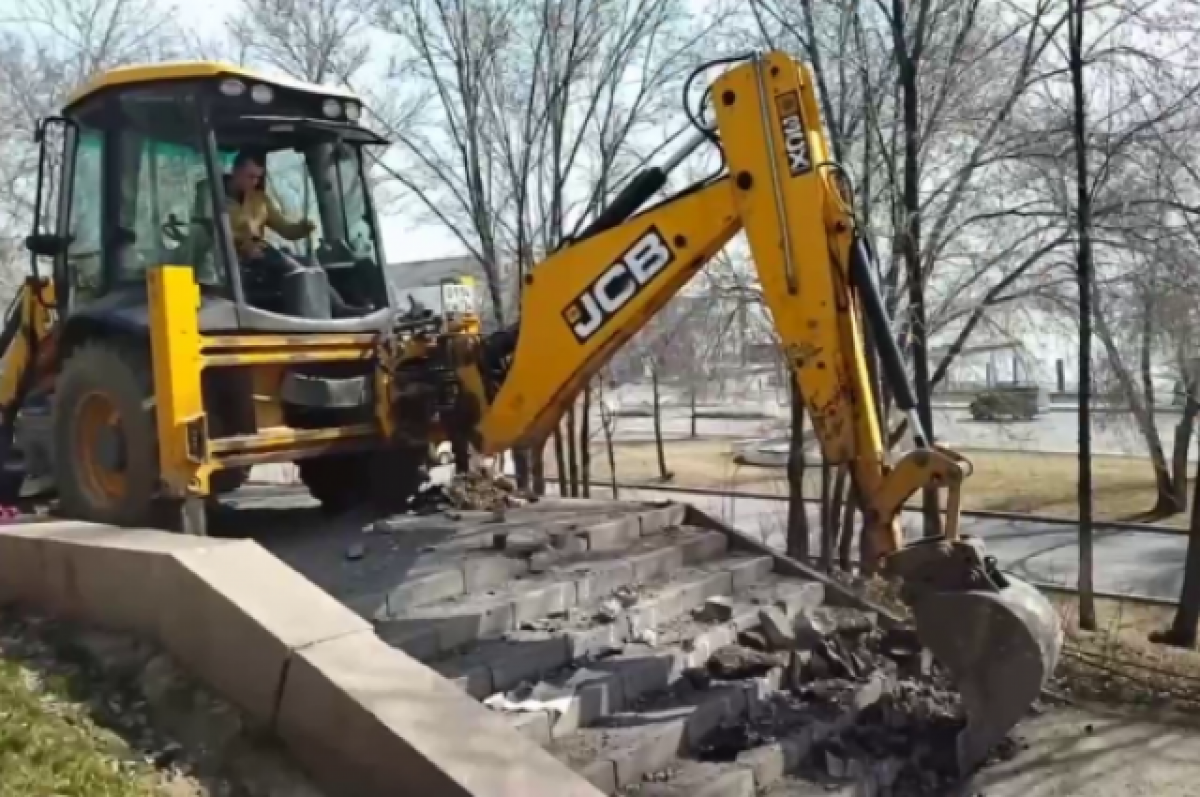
484 680 575 718
697 596 735 623
758 607 794 651
690 601 1024 797
707 645 786 680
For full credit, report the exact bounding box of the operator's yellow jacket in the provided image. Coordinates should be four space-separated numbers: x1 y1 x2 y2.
223 180 313 257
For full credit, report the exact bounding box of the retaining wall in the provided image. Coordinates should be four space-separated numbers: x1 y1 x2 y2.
0 520 606 797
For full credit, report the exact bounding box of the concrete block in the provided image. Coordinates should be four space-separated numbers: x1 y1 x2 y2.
607 717 688 788
628 545 684 583
577 758 618 794
463 556 526 594
573 671 625 726
678 531 729 564
0 525 51 606
440 663 494 700
489 636 571 692
566 623 623 660
570 560 634 604
375 621 440 660
385 568 466 612
508 711 552 746
736 732 813 789
276 632 606 797
158 540 370 728
774 582 826 617
16 524 234 636
638 504 686 536
404 594 515 652
511 581 576 628
582 517 641 551
727 556 774 590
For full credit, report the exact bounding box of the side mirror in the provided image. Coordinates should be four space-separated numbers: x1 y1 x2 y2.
25 233 66 258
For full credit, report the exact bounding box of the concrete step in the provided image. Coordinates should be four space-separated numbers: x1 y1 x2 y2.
339 501 690 619
548 682 756 793
376 527 735 661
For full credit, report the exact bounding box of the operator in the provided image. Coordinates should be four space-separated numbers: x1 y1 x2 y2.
224 149 363 315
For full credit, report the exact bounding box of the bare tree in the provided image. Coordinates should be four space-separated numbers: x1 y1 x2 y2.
0 0 182 286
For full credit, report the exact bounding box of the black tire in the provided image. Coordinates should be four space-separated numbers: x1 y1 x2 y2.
52 340 161 527
298 453 372 514
211 466 250 495
299 447 429 516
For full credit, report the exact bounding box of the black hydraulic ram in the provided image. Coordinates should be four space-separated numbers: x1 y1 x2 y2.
846 236 931 448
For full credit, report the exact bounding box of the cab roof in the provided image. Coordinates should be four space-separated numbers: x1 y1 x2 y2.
65 60 362 108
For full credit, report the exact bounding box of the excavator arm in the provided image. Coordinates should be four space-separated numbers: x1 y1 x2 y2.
452 50 1062 774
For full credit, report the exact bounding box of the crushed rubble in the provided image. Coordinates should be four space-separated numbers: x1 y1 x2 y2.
591 592 1027 796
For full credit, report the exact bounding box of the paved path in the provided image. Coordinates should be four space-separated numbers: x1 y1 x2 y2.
558 484 1191 602
966 706 1200 797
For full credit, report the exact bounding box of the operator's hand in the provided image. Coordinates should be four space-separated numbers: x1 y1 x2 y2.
301 218 317 235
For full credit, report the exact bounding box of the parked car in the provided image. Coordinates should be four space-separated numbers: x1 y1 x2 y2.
969 384 1047 421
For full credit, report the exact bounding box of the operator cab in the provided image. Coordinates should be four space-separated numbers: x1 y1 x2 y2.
28 62 394 334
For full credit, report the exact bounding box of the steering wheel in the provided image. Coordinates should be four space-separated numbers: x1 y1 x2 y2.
161 214 189 246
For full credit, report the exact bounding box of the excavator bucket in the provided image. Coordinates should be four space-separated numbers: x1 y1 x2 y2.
909 571 1063 775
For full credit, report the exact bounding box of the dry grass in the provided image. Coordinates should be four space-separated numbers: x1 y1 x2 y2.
550 439 1185 527
1047 594 1200 714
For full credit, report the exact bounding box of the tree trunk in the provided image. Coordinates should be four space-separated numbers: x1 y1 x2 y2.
837 473 854 571
566 406 579 497
891 0 939 538
514 448 532 491
690 389 698 439
820 458 833 553
1155 447 1200 648
1070 0 1097 631
1172 379 1200 511
531 446 546 496
580 385 592 498
651 365 671 481
786 382 810 561
553 428 568 494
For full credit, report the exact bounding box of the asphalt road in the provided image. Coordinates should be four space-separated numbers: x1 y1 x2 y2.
560 483 1190 602
609 404 1198 459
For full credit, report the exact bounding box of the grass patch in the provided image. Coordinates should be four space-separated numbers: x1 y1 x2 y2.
1048 594 1200 713
0 646 159 797
549 439 1185 527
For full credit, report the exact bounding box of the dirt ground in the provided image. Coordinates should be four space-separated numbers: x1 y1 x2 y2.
0 609 324 797
553 439 1186 527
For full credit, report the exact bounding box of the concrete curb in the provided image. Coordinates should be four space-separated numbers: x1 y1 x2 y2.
0 521 607 797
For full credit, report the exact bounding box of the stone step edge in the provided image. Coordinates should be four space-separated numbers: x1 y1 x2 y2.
376 530 735 661
492 580 826 743
442 563 819 702
342 503 689 619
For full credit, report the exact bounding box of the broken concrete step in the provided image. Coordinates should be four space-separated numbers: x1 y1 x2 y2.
377 533 744 662
344 502 689 619
549 683 756 794
429 556 787 699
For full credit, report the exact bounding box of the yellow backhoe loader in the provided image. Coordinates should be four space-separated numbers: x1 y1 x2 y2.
0 51 1061 774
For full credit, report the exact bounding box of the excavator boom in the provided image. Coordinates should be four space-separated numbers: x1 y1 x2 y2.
446 50 1062 773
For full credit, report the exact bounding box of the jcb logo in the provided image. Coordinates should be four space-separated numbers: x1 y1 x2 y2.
563 227 675 343
776 91 812 177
